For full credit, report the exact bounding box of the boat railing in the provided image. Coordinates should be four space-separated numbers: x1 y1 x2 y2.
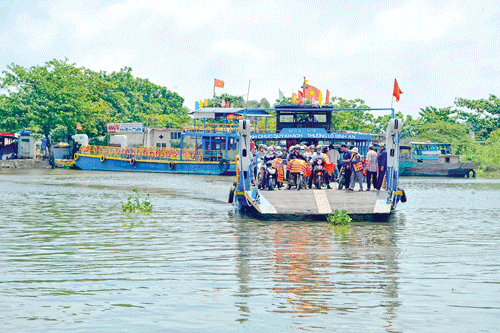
78 145 237 162
183 122 274 134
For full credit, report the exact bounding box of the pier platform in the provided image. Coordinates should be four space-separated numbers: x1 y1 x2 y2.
239 184 392 215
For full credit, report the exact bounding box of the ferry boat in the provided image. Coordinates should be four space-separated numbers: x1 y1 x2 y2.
399 142 480 177
229 105 407 217
73 107 270 175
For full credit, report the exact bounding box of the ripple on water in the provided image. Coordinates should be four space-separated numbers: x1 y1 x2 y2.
1 171 499 332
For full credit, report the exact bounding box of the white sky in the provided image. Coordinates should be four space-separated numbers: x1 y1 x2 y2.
1 0 498 117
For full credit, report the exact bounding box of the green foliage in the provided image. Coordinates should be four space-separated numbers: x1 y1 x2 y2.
170 139 193 149
418 121 473 154
419 106 457 123
88 134 110 146
327 209 352 225
0 59 185 141
455 94 500 140
121 189 153 214
276 96 293 105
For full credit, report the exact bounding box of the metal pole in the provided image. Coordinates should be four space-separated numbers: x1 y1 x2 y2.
246 80 251 107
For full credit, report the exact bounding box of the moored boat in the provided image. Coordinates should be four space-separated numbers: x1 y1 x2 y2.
74 107 270 175
399 142 479 177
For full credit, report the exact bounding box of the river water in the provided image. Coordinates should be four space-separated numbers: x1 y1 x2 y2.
1 169 499 332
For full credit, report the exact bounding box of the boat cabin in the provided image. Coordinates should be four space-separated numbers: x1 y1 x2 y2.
276 104 332 132
400 142 459 163
0 132 17 160
251 105 373 156
186 107 271 161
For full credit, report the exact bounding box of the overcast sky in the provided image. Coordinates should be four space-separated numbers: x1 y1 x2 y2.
1 0 498 117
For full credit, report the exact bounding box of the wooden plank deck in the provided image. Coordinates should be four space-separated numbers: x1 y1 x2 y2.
249 185 392 215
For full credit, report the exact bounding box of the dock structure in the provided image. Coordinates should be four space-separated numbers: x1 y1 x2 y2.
239 186 392 215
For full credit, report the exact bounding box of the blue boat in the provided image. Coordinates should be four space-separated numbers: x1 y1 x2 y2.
74 107 270 175
399 142 480 177
229 105 407 216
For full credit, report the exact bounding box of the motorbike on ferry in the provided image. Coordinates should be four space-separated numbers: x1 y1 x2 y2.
288 171 305 191
287 159 307 191
312 158 326 189
264 160 278 190
337 162 347 190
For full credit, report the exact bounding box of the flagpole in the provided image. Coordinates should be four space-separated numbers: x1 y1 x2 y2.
213 79 216 97
245 80 251 108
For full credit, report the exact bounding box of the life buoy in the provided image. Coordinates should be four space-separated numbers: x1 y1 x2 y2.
467 169 476 178
155 150 161 158
161 150 166 159
150 151 155 159
219 159 230 173
93 146 98 154
400 188 407 203
74 153 79 160
99 146 104 154
168 162 175 170
130 158 136 166
104 147 109 155
84 145 90 153
100 155 106 162
189 150 195 160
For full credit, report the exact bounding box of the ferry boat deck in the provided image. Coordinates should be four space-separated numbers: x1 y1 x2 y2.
240 184 393 215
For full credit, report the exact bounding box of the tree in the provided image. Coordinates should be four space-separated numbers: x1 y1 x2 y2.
418 121 472 154
418 106 457 123
455 95 500 140
0 59 109 143
0 60 186 141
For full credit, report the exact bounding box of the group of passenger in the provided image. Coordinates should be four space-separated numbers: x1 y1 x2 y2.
250 142 388 192
339 143 387 191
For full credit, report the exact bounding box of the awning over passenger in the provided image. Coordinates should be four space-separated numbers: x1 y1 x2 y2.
189 108 272 119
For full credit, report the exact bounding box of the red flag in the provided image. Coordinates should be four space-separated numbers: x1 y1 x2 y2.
304 84 320 102
76 123 83 130
214 78 224 88
298 91 304 104
393 79 403 102
324 90 330 105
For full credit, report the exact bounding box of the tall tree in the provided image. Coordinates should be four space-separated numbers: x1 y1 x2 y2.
0 59 108 142
455 95 500 140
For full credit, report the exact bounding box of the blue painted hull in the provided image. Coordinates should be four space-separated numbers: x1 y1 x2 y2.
74 155 236 175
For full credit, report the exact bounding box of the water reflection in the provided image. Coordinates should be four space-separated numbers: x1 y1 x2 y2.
234 217 402 331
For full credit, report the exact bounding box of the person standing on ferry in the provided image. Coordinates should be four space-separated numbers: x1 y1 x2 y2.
365 145 378 191
348 148 364 191
304 146 313 160
340 144 352 189
376 143 387 190
327 144 340 181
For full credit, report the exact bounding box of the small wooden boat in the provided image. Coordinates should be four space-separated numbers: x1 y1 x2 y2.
399 142 479 177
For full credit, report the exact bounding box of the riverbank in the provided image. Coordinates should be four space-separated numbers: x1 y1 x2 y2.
0 158 51 170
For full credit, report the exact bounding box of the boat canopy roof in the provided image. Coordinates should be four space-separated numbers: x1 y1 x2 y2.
410 142 451 146
189 107 272 119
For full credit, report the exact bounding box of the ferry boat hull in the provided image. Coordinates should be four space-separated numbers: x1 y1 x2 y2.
231 108 406 217
74 155 236 175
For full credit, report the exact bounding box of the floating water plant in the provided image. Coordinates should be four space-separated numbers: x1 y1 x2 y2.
327 209 352 225
122 189 153 214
